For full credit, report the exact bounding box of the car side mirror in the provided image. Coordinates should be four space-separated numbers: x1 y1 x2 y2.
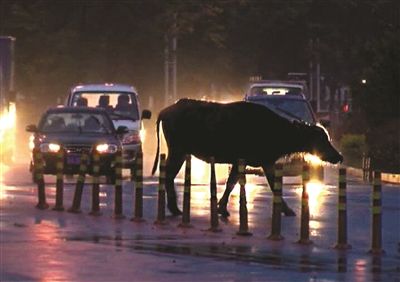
141 109 151 120
116 126 128 135
319 119 330 128
26 124 38 133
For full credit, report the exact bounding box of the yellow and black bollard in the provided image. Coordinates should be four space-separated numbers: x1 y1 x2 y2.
334 167 351 249
53 149 65 211
179 155 192 228
89 151 102 216
130 151 136 182
337 255 347 273
268 163 284 240
132 150 144 222
297 163 313 245
369 171 385 254
68 152 89 213
237 159 252 236
208 157 221 232
155 154 167 225
113 150 125 219
34 149 49 210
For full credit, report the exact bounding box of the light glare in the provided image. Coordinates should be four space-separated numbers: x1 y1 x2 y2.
96 143 109 153
304 154 323 166
48 143 60 152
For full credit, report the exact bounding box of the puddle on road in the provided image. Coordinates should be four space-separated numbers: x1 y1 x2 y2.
62 234 399 280
65 234 327 271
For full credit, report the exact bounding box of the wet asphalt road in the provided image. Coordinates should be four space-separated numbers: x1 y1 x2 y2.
1 160 399 282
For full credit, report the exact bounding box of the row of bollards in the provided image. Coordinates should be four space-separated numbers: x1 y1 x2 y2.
114 151 124 219
179 155 192 228
34 149 49 210
53 150 64 211
298 164 312 245
68 152 89 213
132 151 144 222
370 171 385 254
90 152 101 216
155 154 167 225
33 149 143 220
334 168 351 249
268 163 283 240
236 159 252 236
33 151 387 254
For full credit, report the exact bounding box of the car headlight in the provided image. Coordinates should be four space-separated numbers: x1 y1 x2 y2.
29 135 35 150
96 143 118 154
40 143 61 153
122 131 141 144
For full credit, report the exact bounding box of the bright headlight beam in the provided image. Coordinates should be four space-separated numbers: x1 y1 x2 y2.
96 144 109 153
304 154 323 166
40 143 61 153
95 143 118 154
29 135 35 150
48 143 61 152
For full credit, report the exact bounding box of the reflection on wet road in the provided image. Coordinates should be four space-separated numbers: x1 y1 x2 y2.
1 161 399 281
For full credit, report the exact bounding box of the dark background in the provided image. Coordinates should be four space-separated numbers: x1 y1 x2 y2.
1 0 398 172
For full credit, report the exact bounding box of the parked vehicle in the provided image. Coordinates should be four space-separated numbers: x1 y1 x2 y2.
65 83 151 167
27 107 127 182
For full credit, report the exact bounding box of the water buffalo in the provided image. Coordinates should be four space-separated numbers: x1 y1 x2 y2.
152 98 343 217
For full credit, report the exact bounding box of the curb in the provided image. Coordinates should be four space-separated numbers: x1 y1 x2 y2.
347 166 400 184
381 172 400 184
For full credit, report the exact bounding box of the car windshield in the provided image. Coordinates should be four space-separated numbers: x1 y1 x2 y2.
249 86 303 96
39 112 114 134
250 98 315 124
71 92 139 120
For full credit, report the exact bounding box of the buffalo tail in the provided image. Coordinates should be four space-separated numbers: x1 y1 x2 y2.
151 116 161 175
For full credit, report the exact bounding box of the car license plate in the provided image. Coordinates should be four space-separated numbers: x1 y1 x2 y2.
67 154 81 165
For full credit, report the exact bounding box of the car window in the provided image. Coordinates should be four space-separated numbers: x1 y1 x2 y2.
71 92 139 120
40 112 114 134
249 86 303 96
251 98 315 124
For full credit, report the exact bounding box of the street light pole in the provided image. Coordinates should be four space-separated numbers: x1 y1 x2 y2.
316 38 321 113
164 34 169 107
172 34 177 103
164 13 178 107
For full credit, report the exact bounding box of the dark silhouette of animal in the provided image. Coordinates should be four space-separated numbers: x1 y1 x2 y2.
152 99 343 217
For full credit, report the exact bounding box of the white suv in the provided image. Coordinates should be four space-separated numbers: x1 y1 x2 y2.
66 83 151 167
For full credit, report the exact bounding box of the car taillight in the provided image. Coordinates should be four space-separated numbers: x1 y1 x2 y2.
122 131 140 144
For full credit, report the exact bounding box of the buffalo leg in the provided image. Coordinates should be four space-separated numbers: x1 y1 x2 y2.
217 164 240 217
262 165 296 216
165 152 185 216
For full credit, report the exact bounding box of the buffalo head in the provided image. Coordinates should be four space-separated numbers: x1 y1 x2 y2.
303 123 343 164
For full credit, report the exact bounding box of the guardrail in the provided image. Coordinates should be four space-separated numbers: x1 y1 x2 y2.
32 152 393 255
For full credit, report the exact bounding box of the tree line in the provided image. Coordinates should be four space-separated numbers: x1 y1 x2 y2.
1 0 398 172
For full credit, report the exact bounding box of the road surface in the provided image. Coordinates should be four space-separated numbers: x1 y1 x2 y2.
1 158 399 281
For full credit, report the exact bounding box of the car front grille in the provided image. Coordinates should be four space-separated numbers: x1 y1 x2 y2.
64 144 92 154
